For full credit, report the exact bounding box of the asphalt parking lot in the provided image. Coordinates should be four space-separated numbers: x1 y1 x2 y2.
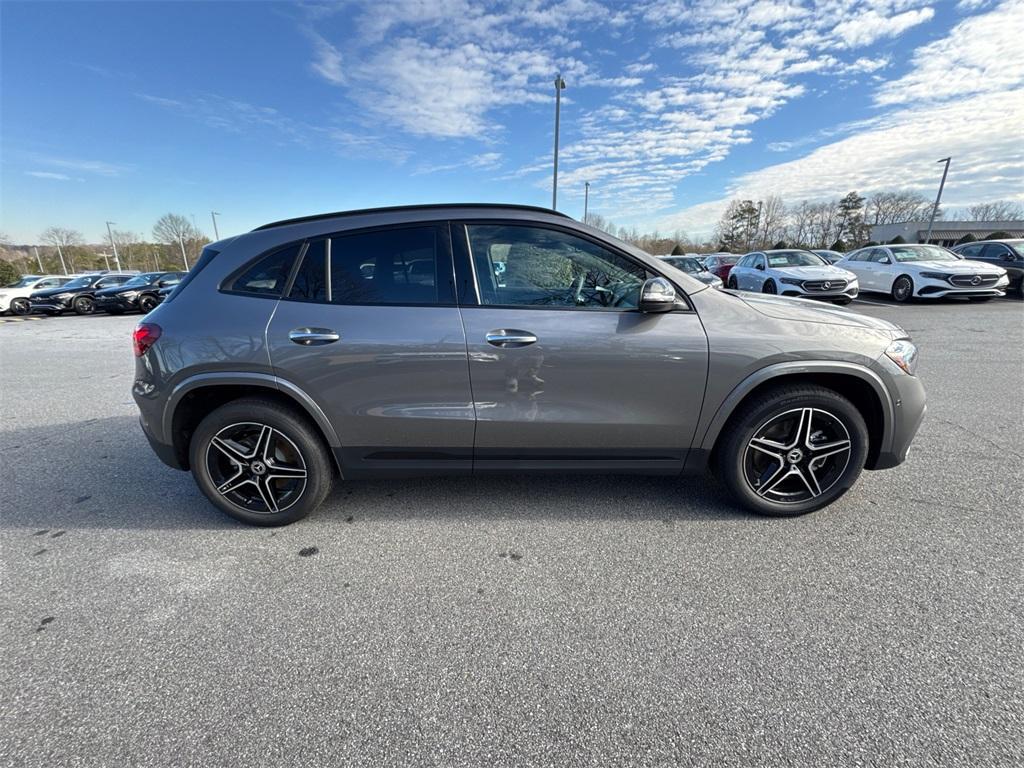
1 297 1022 767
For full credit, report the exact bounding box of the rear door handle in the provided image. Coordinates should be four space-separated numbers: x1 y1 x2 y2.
289 327 341 346
485 329 537 347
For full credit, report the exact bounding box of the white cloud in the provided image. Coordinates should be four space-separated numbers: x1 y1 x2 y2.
830 7 935 48
875 0 1024 105
26 171 73 181
657 90 1024 236
309 32 345 85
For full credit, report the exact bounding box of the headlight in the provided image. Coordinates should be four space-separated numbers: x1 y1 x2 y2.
780 277 803 286
919 272 951 281
884 339 919 376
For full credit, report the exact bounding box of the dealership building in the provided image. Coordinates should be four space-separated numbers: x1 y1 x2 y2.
870 220 1024 247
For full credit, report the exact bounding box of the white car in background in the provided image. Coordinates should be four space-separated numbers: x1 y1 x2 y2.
727 249 859 305
838 244 1009 302
0 275 70 315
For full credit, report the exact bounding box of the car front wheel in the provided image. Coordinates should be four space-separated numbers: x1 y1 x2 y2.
73 295 95 315
891 275 914 302
717 385 869 516
727 275 738 289
762 279 777 295
189 398 334 526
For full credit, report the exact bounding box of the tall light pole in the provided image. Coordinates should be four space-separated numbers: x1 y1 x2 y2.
33 246 45 273
583 181 590 222
551 73 566 210
925 157 951 244
178 232 190 270
211 211 221 240
105 221 122 271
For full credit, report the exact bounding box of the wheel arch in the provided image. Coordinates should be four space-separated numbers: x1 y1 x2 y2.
162 372 341 471
697 362 894 472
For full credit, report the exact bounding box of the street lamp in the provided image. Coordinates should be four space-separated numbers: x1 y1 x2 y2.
584 181 590 222
924 157 951 244
552 73 566 210
105 221 122 271
211 211 221 240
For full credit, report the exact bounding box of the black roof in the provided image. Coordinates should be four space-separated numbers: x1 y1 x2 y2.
253 203 571 232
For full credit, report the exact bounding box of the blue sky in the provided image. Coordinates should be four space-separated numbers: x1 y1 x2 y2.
2 0 1022 244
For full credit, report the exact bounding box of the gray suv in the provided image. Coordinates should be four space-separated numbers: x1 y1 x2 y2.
132 204 926 526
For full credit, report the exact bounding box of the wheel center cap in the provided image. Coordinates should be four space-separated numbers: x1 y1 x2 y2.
787 448 804 465
250 461 267 476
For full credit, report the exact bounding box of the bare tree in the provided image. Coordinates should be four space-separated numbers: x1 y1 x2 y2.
965 200 1024 221
40 227 84 272
865 191 933 225
112 230 139 270
153 213 200 269
756 195 786 248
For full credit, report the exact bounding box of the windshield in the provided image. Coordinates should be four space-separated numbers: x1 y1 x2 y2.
4 276 40 288
891 245 958 262
665 257 702 273
123 273 159 287
1008 241 1024 257
767 251 827 268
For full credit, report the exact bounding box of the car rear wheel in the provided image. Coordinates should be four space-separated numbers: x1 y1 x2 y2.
717 385 869 517
10 298 30 315
189 398 334 526
891 275 914 303
73 295 95 315
762 279 777 295
138 294 159 313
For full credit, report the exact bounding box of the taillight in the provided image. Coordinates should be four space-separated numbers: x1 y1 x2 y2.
133 323 161 357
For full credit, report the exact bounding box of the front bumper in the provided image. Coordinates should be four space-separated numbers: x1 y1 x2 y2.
916 275 1009 298
28 298 71 312
870 367 927 470
781 285 859 301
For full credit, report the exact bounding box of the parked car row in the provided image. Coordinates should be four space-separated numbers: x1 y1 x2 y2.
678 240 1016 305
0 270 185 316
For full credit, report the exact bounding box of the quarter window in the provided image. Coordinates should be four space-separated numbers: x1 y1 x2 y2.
230 243 302 296
466 224 648 310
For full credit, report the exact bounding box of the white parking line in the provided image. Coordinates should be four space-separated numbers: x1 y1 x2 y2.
852 298 898 307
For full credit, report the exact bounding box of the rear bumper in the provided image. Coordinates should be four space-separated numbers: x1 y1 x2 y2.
139 414 184 470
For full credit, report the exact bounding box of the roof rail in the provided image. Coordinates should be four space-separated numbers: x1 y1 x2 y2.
252 203 571 232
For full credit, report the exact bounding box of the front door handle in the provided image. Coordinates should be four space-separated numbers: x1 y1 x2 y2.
289 327 340 346
485 329 537 348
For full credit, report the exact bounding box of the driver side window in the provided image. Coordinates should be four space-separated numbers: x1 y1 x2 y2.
465 224 648 310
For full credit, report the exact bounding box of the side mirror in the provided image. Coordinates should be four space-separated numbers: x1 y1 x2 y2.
755 263 765 270
639 277 676 313
879 257 891 264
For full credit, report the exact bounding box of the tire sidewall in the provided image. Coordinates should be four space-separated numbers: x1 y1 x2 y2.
139 295 158 313
189 400 333 526
73 295 95 315
721 388 869 517
762 279 776 294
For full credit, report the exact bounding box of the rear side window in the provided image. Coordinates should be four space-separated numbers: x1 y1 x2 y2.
331 225 443 305
229 243 302 296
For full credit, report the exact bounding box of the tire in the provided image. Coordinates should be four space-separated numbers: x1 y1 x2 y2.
73 295 95 315
762 279 777 295
716 384 869 517
727 275 738 290
189 398 334 526
138 294 159 313
891 275 914 303
10 298 30 315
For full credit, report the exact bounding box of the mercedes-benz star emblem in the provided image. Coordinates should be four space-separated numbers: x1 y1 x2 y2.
823 281 832 290
971 275 982 285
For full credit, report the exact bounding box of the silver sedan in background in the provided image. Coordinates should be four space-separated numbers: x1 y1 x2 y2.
661 255 724 288
727 249 859 304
